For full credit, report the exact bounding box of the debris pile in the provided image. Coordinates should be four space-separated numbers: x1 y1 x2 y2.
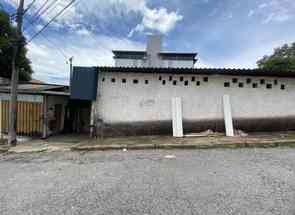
234 129 248 137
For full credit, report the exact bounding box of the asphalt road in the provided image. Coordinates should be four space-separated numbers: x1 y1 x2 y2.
1 148 295 215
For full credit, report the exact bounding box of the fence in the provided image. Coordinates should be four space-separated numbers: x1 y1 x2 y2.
0 100 43 137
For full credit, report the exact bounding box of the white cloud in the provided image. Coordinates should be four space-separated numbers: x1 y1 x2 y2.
248 10 255 17
76 28 91 36
6 0 183 36
258 3 268 9
129 7 183 36
27 35 145 84
258 0 295 24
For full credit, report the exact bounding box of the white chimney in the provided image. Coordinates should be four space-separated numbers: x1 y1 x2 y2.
146 35 162 67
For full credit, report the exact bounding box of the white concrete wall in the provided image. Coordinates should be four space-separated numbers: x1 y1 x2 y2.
115 59 145 67
115 58 194 68
94 72 295 126
162 60 194 68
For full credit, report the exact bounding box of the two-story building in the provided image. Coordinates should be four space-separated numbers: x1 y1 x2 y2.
70 35 295 137
113 35 197 68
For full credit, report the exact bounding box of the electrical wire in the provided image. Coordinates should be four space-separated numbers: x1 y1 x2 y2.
23 0 37 15
30 0 50 20
27 0 76 44
23 16 69 60
33 0 58 21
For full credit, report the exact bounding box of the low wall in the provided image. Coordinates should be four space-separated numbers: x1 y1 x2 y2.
95 117 295 137
93 72 295 136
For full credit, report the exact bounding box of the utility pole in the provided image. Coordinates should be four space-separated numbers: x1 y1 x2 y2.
8 0 25 146
69 56 73 92
69 56 73 82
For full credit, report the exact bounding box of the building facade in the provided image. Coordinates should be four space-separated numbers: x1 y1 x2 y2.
70 36 295 137
87 67 295 136
0 83 69 138
113 35 197 68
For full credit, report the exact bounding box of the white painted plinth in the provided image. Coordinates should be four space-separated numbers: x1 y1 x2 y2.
223 95 234 137
171 97 183 137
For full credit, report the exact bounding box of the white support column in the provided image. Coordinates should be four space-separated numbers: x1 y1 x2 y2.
171 97 183 137
223 95 234 137
0 100 2 140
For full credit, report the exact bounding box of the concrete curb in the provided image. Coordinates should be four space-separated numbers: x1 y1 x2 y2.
71 140 295 151
0 147 9 153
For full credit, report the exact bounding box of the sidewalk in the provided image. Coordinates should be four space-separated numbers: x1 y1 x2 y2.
72 132 295 151
1 134 89 153
2 132 295 154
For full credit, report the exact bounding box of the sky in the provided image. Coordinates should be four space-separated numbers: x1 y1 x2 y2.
2 0 295 85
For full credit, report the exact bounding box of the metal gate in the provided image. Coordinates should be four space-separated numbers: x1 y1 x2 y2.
0 100 43 137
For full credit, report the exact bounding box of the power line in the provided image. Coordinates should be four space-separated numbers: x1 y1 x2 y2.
23 0 37 15
23 16 69 60
30 0 50 20
27 0 76 44
23 0 57 31
27 0 57 28
34 0 58 21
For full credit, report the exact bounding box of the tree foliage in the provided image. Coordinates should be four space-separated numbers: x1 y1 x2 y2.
0 10 33 81
257 43 295 71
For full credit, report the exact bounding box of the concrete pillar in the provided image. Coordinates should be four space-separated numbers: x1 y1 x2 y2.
223 95 234 137
42 96 48 139
0 100 2 140
90 102 96 138
171 97 183 137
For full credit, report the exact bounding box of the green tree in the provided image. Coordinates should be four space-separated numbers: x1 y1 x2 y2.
257 43 295 71
0 10 33 81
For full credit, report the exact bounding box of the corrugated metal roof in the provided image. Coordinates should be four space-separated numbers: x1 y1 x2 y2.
96 67 295 78
0 83 69 96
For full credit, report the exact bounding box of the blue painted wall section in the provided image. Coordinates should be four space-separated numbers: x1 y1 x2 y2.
70 67 98 100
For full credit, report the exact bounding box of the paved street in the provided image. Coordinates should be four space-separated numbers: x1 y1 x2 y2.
1 148 295 214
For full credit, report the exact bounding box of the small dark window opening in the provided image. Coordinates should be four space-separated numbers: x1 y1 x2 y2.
252 83 258 88
260 79 265 84
184 80 189 86
238 83 244 88
162 80 166 85
224 82 230 87
173 80 177 86
159 76 162 81
191 77 195 82
274 80 278 85
133 79 138 84
102 77 105 82
169 76 173 81
111 78 116 83
196 81 200 86
145 80 149 84
281 84 285 90
232 78 238 83
246 78 251 84
180 76 184 82
122 78 126 83
266 84 272 89
203 77 208 82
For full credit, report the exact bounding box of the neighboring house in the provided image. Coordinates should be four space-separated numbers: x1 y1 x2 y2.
0 77 10 85
113 35 197 68
0 83 69 138
71 35 295 137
